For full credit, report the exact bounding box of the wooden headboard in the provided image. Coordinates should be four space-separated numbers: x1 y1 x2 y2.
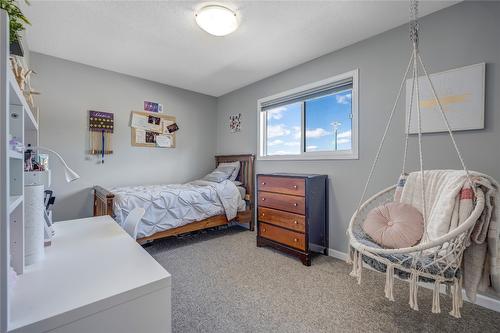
215 154 255 203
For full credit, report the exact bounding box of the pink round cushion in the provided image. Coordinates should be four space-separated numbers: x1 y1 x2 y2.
362 202 424 249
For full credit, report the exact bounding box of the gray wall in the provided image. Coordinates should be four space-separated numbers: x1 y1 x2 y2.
215 1 500 253
31 53 218 221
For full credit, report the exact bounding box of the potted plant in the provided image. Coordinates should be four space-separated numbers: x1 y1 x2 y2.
0 0 30 57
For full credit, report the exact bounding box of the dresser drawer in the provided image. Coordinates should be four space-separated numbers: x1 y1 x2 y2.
258 176 305 196
258 191 305 215
259 223 306 251
258 207 305 232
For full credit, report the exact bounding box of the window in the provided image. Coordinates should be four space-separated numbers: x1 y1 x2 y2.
258 70 358 160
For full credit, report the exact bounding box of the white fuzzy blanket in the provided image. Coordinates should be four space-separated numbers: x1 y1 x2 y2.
400 170 500 301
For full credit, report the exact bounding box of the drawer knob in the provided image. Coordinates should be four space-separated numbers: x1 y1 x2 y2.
262 198 266 201
293 203 298 207
261 182 266 185
293 185 298 189
261 213 265 216
262 228 267 232
294 238 298 242
294 220 298 224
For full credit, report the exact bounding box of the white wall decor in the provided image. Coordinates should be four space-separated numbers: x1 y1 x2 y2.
229 113 241 132
406 62 485 134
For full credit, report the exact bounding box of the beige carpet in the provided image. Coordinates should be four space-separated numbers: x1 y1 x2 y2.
146 226 500 333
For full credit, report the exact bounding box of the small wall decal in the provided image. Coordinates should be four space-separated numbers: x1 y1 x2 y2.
229 113 241 133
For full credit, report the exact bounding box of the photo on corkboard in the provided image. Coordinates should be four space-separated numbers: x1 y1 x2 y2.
148 115 161 126
145 131 158 144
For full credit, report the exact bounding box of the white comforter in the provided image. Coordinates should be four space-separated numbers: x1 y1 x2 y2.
111 179 244 238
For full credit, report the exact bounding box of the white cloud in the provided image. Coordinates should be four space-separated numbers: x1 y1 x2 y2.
267 124 290 138
272 150 298 155
306 145 318 151
268 139 284 146
336 93 352 105
337 130 351 139
267 107 286 120
306 128 330 138
285 141 300 146
337 138 351 145
292 126 301 139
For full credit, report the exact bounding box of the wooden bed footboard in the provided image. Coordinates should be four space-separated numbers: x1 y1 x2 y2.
92 154 255 241
93 185 115 217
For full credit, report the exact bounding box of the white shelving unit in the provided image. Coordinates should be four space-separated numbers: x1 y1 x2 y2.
1 10 39 333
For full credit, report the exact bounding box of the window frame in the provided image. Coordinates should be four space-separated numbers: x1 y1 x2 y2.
257 69 359 161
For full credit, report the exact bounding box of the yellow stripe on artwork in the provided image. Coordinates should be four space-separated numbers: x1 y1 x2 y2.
420 93 470 110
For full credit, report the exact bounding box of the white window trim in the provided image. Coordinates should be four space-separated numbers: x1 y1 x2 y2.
257 69 359 161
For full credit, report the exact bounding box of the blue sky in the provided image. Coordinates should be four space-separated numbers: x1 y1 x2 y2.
266 90 352 155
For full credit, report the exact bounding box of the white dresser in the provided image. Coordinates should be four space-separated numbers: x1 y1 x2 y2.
8 216 171 333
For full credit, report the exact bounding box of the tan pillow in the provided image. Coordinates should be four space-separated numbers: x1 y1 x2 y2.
362 202 424 249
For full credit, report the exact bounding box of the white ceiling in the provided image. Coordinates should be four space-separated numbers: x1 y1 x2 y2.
23 1 459 97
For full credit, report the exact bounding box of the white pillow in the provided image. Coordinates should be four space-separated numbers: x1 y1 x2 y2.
202 166 235 183
218 161 240 181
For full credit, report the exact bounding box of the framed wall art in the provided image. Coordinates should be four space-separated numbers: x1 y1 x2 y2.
405 62 485 134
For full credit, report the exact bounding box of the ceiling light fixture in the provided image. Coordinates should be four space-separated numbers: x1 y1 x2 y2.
195 4 239 37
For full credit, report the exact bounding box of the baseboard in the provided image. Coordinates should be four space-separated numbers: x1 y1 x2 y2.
327 248 348 261
326 248 500 313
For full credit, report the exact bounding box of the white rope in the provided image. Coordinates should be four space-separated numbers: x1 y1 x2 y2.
346 246 353 264
409 269 419 311
384 264 395 301
432 279 441 313
401 57 416 174
354 53 414 214
356 251 363 284
449 278 462 318
350 250 359 278
416 54 477 195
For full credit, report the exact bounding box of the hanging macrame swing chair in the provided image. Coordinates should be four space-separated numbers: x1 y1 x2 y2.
346 0 486 318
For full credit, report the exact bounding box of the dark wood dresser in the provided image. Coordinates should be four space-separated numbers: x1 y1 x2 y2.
256 173 328 266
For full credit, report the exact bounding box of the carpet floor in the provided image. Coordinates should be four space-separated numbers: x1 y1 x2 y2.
146 226 500 333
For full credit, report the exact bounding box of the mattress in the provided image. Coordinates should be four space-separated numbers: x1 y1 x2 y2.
112 179 245 238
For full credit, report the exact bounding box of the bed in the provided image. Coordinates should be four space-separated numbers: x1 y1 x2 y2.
93 154 255 242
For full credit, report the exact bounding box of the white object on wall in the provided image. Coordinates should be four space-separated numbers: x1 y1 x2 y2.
25 170 51 187
406 62 485 134
229 113 241 133
24 185 45 265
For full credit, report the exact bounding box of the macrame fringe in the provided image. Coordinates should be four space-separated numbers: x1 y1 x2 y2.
384 264 395 301
349 250 362 284
432 279 441 314
346 244 353 264
408 270 419 311
449 277 463 318
356 251 363 284
350 250 358 278
459 277 464 308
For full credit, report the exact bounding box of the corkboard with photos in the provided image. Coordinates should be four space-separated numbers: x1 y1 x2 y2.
130 111 177 148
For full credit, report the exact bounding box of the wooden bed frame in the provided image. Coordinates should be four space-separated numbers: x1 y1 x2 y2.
93 154 255 242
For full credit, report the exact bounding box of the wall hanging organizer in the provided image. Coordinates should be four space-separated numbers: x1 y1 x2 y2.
130 111 177 148
88 110 114 164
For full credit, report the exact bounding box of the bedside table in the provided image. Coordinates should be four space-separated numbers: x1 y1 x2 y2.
256 173 328 266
